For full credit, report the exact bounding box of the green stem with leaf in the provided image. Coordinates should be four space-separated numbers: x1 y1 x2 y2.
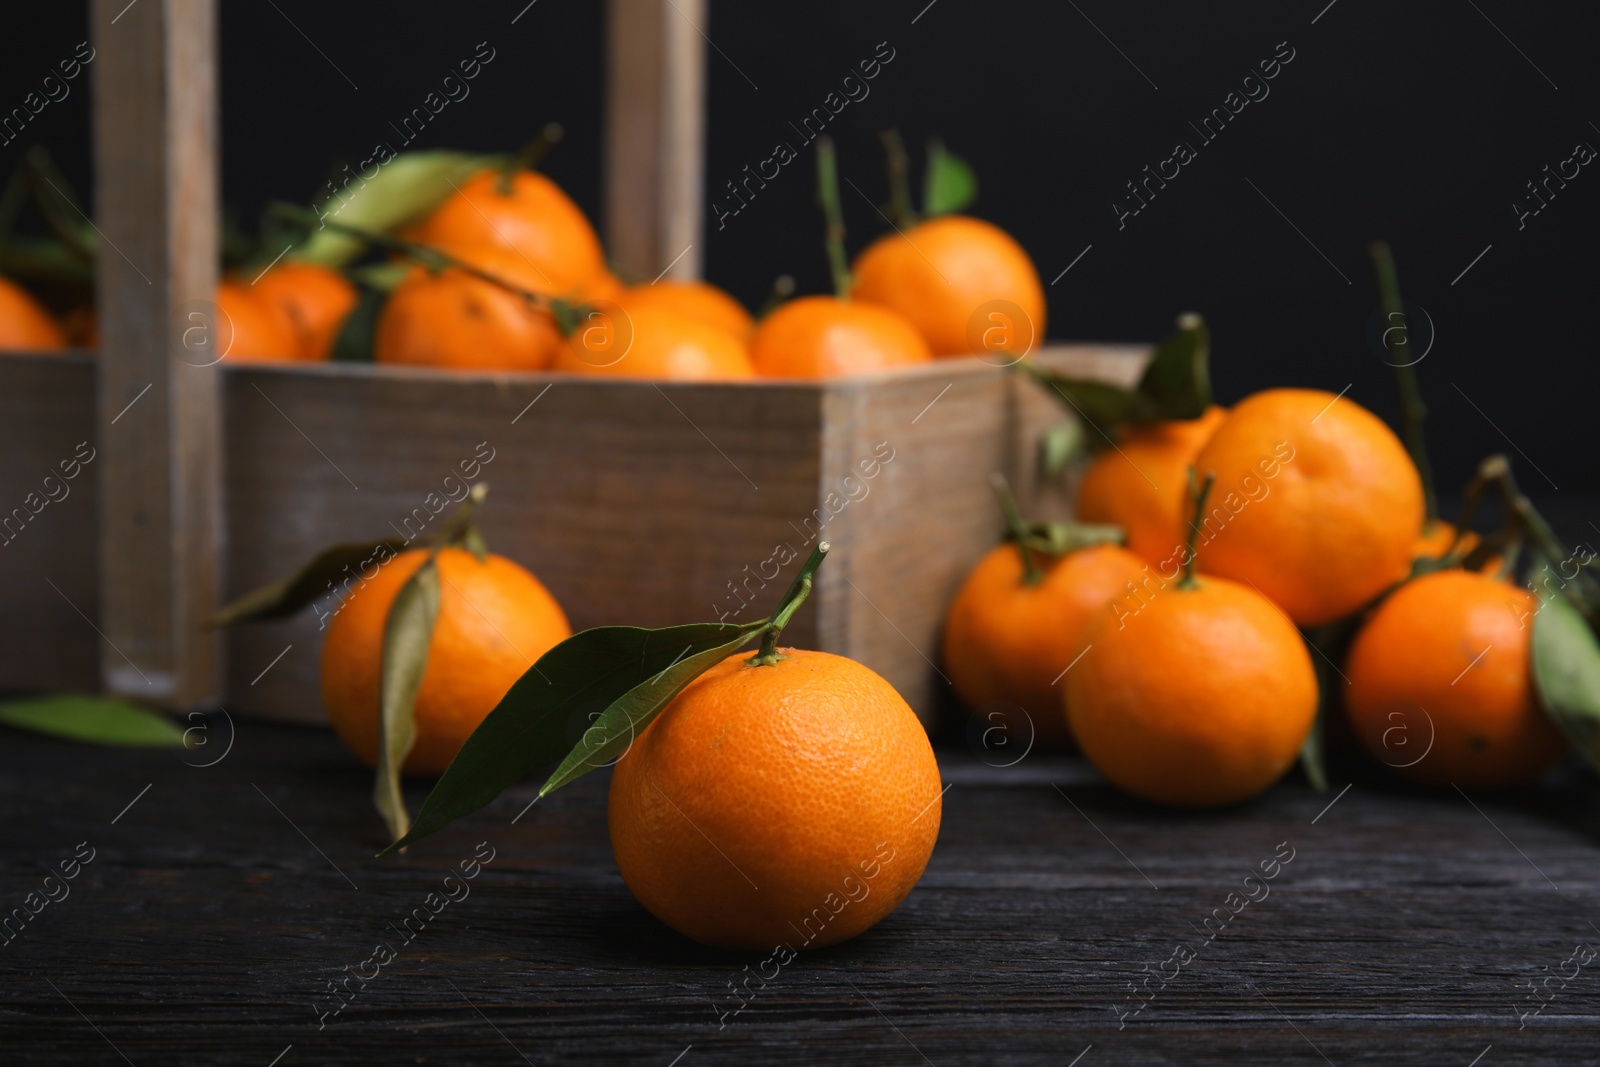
751 542 830 665
989 473 1043 586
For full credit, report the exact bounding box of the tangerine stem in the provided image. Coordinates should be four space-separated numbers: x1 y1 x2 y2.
1178 466 1215 590
879 128 917 230
1370 242 1437 523
988 472 1043 586
815 137 852 299
499 122 564 193
750 542 830 665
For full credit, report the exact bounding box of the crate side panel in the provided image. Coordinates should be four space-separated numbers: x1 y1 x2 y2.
1012 344 1149 522
223 367 823 724
813 365 1012 726
0 355 100 693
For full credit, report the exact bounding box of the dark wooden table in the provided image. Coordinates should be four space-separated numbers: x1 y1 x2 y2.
4 718 1598 1065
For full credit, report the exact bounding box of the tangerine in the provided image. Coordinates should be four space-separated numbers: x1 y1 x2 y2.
1192 388 1423 627
322 547 572 776
621 280 753 342
554 302 755 380
1066 568 1318 807
1076 406 1227 566
404 168 605 295
0 276 67 351
943 541 1147 747
1344 569 1565 788
374 244 563 372
251 261 358 361
608 648 942 950
851 215 1045 358
749 295 931 378
215 281 299 363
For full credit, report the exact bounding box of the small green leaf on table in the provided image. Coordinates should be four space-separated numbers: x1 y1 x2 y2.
0 695 185 747
1531 592 1600 770
374 557 442 844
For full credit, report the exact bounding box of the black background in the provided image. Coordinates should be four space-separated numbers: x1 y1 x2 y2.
3 1 1595 506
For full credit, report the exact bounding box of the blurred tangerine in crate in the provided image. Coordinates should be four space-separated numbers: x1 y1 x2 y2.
214 281 300 363
403 167 605 296
251 261 358 361
749 295 930 378
374 243 564 372
0 276 66 352
851 215 1045 358
620 279 753 343
554 301 754 380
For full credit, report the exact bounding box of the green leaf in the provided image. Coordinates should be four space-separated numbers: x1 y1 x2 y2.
540 627 762 795
0 696 184 747
211 538 409 626
294 151 503 267
328 285 387 363
1135 312 1211 419
1299 620 1361 792
1020 365 1137 450
1531 592 1600 771
1040 420 1084 479
923 138 978 217
374 558 441 843
383 620 765 854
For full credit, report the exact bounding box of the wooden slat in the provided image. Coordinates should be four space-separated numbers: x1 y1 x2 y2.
0 348 1145 719
0 354 99 694
604 0 706 280
91 0 222 706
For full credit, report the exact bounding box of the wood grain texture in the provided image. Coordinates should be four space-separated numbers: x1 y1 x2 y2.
0 347 1143 724
91 0 222 706
604 0 706 280
2 722 1596 1065
0 353 99 695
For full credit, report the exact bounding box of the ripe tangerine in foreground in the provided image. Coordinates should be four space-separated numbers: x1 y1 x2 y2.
1067 479 1317 806
608 647 942 950
1344 569 1566 788
322 547 571 776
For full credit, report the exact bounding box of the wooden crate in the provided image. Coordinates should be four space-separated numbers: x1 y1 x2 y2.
0 346 1144 725
0 1 1149 728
